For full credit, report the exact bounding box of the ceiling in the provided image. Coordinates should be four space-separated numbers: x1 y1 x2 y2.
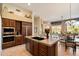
10 3 79 22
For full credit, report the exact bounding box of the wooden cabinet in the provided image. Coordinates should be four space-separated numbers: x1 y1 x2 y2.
15 21 22 34
26 39 38 55
22 22 32 36
22 22 26 36
26 39 38 56
39 43 48 56
2 18 10 27
10 20 16 27
2 18 16 27
2 41 15 49
30 40 34 54
22 22 32 43
33 41 39 56
26 38 57 56
48 44 55 56
15 36 23 45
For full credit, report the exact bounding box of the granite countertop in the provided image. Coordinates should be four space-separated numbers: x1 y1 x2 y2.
15 35 22 37
25 36 59 46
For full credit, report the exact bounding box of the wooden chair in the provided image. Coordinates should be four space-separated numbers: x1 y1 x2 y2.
65 38 76 55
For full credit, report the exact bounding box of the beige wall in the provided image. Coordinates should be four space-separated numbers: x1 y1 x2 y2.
2 4 32 22
0 4 2 15
33 16 50 36
33 16 43 36
42 21 50 32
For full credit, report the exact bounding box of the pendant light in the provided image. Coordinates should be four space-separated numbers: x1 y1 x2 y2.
69 3 72 26
66 3 72 26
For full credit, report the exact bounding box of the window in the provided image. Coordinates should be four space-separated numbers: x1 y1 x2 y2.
66 20 79 34
52 25 61 34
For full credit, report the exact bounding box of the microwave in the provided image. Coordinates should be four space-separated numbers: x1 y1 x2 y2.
3 27 15 35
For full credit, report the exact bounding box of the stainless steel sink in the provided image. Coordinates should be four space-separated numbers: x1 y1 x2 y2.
32 37 44 40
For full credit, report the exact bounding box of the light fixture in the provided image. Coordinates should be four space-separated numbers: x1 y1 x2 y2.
69 3 71 20
66 3 72 26
61 16 63 21
28 3 31 6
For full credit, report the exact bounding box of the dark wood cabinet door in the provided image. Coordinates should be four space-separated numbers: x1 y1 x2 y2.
22 26 26 36
27 26 32 36
22 22 26 36
30 40 34 54
22 22 32 36
10 20 16 27
39 43 48 56
33 41 39 56
15 36 23 45
2 18 10 27
48 45 55 56
15 21 22 34
2 18 16 27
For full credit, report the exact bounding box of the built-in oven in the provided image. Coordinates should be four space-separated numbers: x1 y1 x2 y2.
3 36 15 43
2 27 15 43
2 27 15 49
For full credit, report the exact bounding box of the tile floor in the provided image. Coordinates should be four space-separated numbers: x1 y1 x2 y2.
1 42 79 56
2 44 32 56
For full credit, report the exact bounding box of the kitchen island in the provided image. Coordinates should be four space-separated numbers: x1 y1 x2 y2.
25 36 59 56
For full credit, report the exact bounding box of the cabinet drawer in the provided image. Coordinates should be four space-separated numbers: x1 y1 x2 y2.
2 41 15 49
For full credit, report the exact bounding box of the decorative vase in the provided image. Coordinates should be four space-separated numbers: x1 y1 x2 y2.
45 29 50 39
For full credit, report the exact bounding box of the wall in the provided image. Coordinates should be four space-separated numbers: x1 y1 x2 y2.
2 4 32 22
33 16 50 36
42 21 51 33
0 16 2 55
0 3 2 55
33 16 43 36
